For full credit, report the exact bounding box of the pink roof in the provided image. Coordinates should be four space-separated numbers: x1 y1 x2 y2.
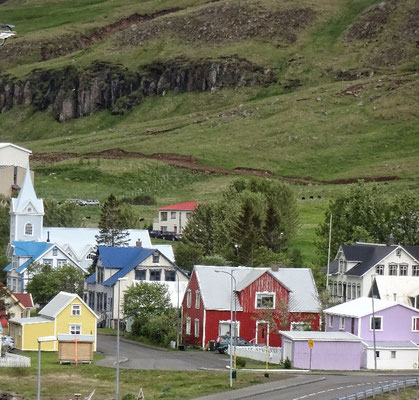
13 293 34 309
158 202 199 211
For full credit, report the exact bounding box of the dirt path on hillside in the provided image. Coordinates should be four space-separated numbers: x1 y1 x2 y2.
31 149 399 185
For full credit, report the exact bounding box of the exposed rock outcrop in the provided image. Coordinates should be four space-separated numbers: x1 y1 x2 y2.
0 57 276 121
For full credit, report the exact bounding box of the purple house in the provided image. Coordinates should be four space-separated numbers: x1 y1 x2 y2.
280 331 362 370
324 297 419 343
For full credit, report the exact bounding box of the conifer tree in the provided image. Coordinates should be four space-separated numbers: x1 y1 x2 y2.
96 194 130 247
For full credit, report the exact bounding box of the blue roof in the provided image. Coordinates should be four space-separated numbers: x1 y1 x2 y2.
98 246 154 287
3 242 53 273
85 273 96 284
12 241 53 257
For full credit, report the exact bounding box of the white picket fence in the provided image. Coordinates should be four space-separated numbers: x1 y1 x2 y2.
0 353 31 368
227 345 282 364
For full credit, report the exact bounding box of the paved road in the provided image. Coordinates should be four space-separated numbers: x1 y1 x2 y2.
96 333 229 370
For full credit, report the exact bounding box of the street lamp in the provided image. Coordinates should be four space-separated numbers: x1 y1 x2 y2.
215 269 237 388
37 336 56 400
116 277 128 400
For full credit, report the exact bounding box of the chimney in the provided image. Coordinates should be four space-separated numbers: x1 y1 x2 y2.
47 231 50 242
136 239 142 248
387 233 394 246
271 264 279 272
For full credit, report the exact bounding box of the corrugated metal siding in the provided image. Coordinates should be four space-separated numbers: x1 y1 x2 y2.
182 270 205 346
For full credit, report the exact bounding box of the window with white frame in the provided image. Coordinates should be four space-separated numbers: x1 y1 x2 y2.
218 321 239 336
24 223 33 235
71 304 81 316
186 290 191 308
412 317 419 332
391 351 396 359
152 251 160 264
70 324 81 335
185 317 191 335
53 248 58 256
256 292 275 309
370 316 383 331
194 318 200 337
57 259 67 267
389 264 397 276
356 285 361 298
396 249 401 257
135 269 146 281
352 284 357 299
338 282 342 297
329 315 334 328
171 211 176 219
399 264 408 276
43 259 52 266
413 265 419 276
161 212 168 221
339 316 345 330
195 291 200 309
375 265 384 275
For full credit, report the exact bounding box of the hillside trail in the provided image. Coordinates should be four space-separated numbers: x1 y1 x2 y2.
32 149 399 186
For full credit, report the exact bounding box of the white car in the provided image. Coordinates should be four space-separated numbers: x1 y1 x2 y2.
1 335 15 351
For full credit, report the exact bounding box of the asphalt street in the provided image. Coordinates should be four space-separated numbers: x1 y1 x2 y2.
96 333 229 370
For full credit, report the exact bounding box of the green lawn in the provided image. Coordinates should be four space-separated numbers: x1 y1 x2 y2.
0 351 293 399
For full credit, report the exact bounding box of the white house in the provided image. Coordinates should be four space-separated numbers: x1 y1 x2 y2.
370 276 419 308
328 242 419 303
153 202 198 234
0 143 33 197
84 246 189 327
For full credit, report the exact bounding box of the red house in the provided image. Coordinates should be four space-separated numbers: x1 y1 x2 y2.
182 266 320 348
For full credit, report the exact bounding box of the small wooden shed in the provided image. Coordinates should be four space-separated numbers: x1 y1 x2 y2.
57 334 94 364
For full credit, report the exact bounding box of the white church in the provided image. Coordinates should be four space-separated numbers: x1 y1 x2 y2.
4 166 174 293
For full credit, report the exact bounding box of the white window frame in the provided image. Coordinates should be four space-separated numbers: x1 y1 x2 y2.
24 223 33 236
185 317 191 335
413 265 419 277
194 318 199 337
339 316 345 330
375 265 384 275
186 290 191 308
399 264 408 276
195 290 200 309
255 292 276 309
291 321 311 331
412 317 419 332
161 212 168 221
57 259 67 268
370 316 383 331
328 315 334 328
218 320 240 337
171 211 176 219
71 304 81 316
391 350 396 359
69 324 81 335
389 264 398 276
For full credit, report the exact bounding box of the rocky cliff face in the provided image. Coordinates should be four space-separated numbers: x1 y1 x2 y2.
0 57 275 122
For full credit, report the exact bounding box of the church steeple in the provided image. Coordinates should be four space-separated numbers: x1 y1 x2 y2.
10 165 44 243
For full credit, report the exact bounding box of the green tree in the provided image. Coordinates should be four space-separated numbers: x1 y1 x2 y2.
123 282 176 345
43 198 83 227
174 242 204 272
0 196 10 283
96 194 130 247
389 193 419 245
26 263 86 307
263 198 283 253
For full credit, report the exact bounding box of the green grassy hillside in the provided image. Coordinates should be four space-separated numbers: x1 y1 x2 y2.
0 0 418 263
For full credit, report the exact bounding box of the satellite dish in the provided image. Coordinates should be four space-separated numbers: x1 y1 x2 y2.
413 362 418 369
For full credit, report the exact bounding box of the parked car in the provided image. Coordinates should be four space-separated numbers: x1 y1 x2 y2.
86 199 100 206
149 230 180 241
214 335 251 354
1 335 15 351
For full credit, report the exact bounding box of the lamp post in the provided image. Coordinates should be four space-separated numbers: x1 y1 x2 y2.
371 274 377 370
215 269 237 388
116 277 128 400
37 336 56 400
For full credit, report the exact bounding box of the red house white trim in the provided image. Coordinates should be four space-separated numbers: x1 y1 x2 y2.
182 266 321 348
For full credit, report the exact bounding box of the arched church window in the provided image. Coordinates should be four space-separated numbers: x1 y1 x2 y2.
25 223 33 235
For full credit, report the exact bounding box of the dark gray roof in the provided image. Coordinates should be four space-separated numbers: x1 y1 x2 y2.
405 246 419 262
342 244 396 277
328 259 339 274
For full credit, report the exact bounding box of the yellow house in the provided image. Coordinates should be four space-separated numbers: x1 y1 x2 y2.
8 291 98 351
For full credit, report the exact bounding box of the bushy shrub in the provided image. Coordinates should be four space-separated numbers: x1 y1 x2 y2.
283 357 291 369
236 357 247 368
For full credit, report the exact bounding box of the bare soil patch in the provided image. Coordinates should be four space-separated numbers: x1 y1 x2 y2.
121 2 316 46
31 149 399 185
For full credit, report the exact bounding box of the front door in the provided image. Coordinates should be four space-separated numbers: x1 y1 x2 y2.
257 322 268 345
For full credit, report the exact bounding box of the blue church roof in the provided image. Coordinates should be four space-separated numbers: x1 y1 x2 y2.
85 273 96 284
97 246 155 287
4 263 12 272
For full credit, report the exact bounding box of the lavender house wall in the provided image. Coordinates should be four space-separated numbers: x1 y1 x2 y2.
292 340 361 370
326 305 419 343
326 314 359 335
359 305 419 342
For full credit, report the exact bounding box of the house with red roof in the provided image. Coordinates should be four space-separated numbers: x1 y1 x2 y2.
153 202 199 236
182 266 320 348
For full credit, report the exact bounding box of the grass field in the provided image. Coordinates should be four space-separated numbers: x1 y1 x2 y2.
0 351 292 399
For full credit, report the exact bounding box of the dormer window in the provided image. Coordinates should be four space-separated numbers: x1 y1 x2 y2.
256 292 275 309
152 251 160 264
24 223 33 235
